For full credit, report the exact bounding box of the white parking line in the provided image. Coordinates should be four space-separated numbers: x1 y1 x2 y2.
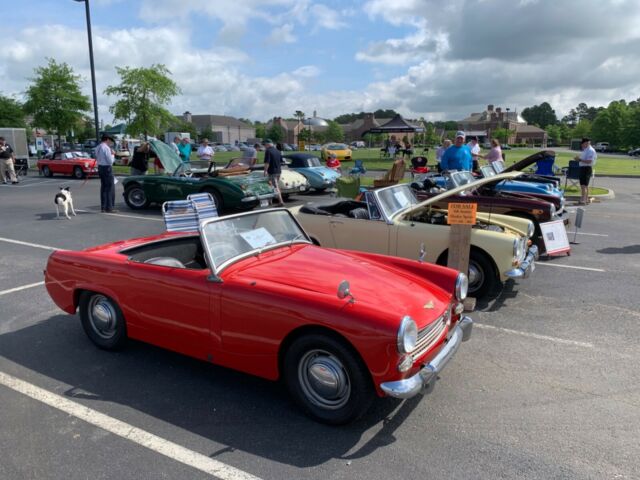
536 263 605 272
475 324 594 348
0 237 57 251
75 210 163 222
574 232 609 237
0 371 261 480
0 281 44 296
1 179 63 188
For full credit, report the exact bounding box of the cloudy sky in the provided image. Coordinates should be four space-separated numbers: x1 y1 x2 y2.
2 0 639 124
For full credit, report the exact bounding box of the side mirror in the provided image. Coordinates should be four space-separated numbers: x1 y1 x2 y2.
337 280 355 303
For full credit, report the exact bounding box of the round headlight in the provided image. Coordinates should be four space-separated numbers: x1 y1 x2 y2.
397 316 418 354
455 272 468 301
549 203 556 217
527 221 535 239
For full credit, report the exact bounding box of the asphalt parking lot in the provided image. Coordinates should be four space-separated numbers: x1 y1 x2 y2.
1 175 639 480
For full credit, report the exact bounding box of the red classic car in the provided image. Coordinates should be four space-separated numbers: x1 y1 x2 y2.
37 151 98 179
44 208 473 424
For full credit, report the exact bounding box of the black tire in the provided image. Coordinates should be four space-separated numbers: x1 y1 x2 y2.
438 249 499 299
200 187 223 213
284 333 374 425
314 187 326 193
73 166 85 179
124 184 150 209
78 291 127 350
43 165 53 177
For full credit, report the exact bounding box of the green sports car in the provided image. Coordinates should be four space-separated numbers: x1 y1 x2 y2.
122 140 275 213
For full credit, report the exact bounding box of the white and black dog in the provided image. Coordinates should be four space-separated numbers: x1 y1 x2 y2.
54 187 76 219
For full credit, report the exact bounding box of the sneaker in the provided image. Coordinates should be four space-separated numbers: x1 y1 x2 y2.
12 181 19 184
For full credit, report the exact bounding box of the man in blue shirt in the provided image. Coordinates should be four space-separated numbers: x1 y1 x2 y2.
441 131 473 171
177 137 192 166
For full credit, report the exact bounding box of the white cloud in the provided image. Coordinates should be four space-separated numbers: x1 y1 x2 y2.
267 23 297 44
292 65 321 77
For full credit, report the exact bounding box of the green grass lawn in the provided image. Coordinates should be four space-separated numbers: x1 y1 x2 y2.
109 146 639 177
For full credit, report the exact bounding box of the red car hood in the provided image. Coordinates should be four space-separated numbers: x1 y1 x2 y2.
227 244 452 323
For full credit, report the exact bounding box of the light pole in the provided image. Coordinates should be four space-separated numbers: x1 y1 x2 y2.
74 0 100 143
505 107 510 145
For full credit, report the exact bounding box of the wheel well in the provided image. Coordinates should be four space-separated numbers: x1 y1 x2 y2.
277 325 372 384
436 245 499 279
124 181 141 190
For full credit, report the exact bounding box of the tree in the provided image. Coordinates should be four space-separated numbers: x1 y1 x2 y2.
571 119 592 139
24 59 91 143
266 124 284 143
105 64 180 139
521 102 557 129
324 120 344 142
0 94 27 128
166 117 197 139
492 128 515 144
254 123 266 140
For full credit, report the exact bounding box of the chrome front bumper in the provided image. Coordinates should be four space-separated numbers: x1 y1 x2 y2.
505 244 539 279
241 193 276 203
380 316 473 399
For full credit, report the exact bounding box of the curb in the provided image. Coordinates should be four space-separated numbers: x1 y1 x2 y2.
564 187 615 201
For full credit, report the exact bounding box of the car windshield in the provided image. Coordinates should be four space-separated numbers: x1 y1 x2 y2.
201 210 309 271
480 165 497 177
491 160 505 173
328 144 347 150
375 184 419 219
449 171 477 187
306 157 321 167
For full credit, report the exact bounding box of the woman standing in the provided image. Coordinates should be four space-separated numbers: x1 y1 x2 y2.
483 139 503 164
130 142 151 176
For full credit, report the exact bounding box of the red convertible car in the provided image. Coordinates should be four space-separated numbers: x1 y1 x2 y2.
44 208 473 424
37 151 98 179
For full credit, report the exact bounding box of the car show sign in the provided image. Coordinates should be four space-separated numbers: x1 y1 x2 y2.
447 203 477 225
540 220 571 256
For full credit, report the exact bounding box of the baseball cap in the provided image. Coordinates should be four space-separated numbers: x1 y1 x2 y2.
455 131 465 139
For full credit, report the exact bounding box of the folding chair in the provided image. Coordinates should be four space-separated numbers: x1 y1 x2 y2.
563 160 581 189
187 192 218 222
349 159 366 175
373 159 406 188
162 199 199 232
535 154 557 175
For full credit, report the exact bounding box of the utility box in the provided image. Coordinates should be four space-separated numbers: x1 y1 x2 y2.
0 128 29 161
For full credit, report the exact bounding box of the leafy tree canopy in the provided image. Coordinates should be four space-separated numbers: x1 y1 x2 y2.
324 120 344 142
0 94 27 128
521 102 557 129
23 58 91 140
105 64 180 139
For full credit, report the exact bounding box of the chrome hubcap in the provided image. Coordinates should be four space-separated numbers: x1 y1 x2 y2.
88 295 117 339
468 261 484 293
298 349 350 410
129 188 146 206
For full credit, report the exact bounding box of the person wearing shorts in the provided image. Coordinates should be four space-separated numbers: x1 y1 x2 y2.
576 137 597 205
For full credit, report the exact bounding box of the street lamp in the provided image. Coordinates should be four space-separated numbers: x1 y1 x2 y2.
505 107 511 145
74 0 100 143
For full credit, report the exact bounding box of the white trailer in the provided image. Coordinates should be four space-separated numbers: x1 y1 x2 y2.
0 128 28 160
165 132 190 144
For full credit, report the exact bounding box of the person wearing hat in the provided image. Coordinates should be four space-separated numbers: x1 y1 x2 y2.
263 139 285 206
96 134 117 212
440 131 472 172
575 137 597 205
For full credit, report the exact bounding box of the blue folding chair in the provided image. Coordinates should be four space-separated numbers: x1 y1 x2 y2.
162 200 199 232
187 192 218 223
349 159 366 175
535 154 557 175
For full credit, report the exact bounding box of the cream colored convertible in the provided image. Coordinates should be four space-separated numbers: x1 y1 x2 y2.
291 175 538 298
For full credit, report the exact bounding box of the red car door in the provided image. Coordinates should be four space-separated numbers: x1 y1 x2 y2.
123 263 220 361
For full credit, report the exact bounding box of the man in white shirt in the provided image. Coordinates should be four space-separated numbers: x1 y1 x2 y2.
170 136 180 156
197 138 214 168
575 137 597 205
95 134 117 212
435 139 451 172
467 136 481 171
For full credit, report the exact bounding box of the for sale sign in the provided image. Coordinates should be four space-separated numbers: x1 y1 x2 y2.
447 203 477 225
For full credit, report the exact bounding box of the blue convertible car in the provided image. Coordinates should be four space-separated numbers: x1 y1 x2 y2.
283 153 341 191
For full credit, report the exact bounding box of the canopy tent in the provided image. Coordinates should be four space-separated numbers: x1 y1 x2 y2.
361 114 424 136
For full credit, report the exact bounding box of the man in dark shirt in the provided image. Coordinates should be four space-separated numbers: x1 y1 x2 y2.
0 137 18 184
263 139 284 206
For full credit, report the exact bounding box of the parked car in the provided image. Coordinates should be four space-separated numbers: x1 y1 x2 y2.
122 139 275 212
44 207 473 424
412 171 569 251
37 151 97 179
292 183 538 298
283 153 341 191
321 143 352 161
628 147 640 156
350 141 366 149
595 142 609 152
